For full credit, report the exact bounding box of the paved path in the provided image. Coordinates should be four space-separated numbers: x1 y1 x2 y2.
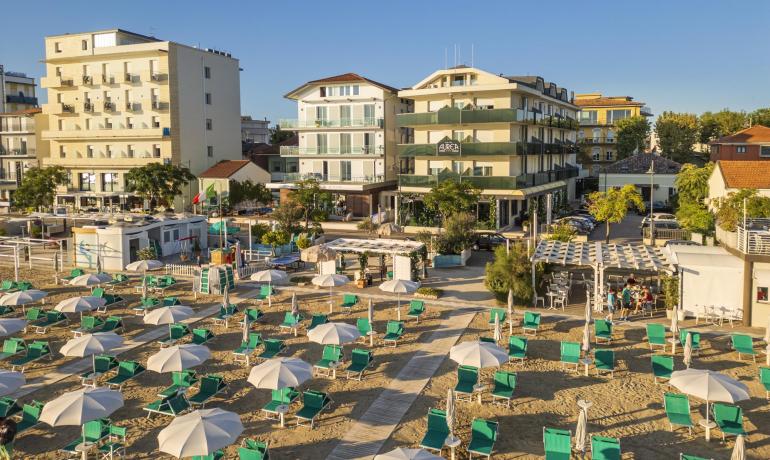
325 306 478 460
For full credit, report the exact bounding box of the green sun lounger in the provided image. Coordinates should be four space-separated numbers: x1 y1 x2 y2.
144 394 191 418
679 330 701 354
340 294 359 312
594 319 613 343
468 418 498 459
105 360 145 390
491 370 516 407
80 354 119 385
345 348 373 380
16 400 44 433
591 435 620 460
256 285 274 301
159 370 198 398
522 311 541 335
233 332 263 366
419 408 448 453
158 323 191 347
279 312 302 333
25 307 43 322
560 341 580 372
295 390 332 429
258 339 286 360
664 392 693 434
163 296 181 306
192 328 215 345
680 454 713 460
213 304 238 327
760 366 770 399
133 296 160 315
407 300 426 322
731 334 757 362
238 439 269 460
188 374 227 408
106 273 129 287
0 338 26 361
651 354 674 383
0 397 21 418
508 336 528 363
11 340 52 372
239 308 264 327
95 316 124 333
383 320 404 347
594 349 615 377
192 450 224 460
356 317 372 342
98 425 127 459
73 315 104 336
488 308 506 326
712 403 747 441
61 268 85 283
60 418 111 455
646 323 667 350
308 314 328 331
543 427 571 460
315 345 343 377
262 387 299 420
455 365 479 401
91 287 125 307
31 310 68 334
0 280 15 292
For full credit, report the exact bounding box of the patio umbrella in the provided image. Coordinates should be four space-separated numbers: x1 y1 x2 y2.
671 309 680 354
69 273 112 287
507 289 514 335
367 298 375 346
0 370 25 397
143 305 193 325
247 357 313 390
301 244 337 263
731 434 746 460
312 274 349 313
158 408 243 458
449 341 507 368
222 285 230 309
54 296 106 320
0 318 27 336
291 293 298 317
574 401 590 454
147 344 211 373
60 332 124 376
141 275 148 300
379 279 420 321
670 368 750 427
125 259 164 272
581 321 591 355
0 289 47 307
307 322 361 345
446 389 456 438
377 223 402 236
493 315 502 343
252 270 287 307
683 332 693 369
375 448 442 460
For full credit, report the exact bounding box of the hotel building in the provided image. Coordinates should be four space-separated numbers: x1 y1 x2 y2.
0 108 48 211
0 66 38 113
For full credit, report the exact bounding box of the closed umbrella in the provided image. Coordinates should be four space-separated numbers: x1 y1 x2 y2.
312 274 349 313
683 332 693 369
670 368 750 429
507 289 514 335
449 341 507 368
291 293 299 317
731 434 746 460
671 309 680 354
147 344 211 373
0 370 25 397
574 400 590 454
222 285 230 310
379 279 420 321
367 298 375 346
158 408 243 458
69 273 112 287
581 321 591 355
0 289 47 308
141 275 148 300
375 448 442 460
301 244 337 263
446 388 456 438
308 322 361 345
247 357 313 390
0 318 27 337
493 315 502 343
55 296 106 320
60 332 124 377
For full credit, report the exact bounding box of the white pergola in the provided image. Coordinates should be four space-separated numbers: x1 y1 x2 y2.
325 238 425 255
531 240 676 307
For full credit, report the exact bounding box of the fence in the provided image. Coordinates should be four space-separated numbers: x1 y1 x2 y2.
642 227 691 241
164 264 200 278
736 223 770 255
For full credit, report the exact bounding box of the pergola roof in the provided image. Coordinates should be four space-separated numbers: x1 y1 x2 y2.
325 238 424 255
532 240 675 272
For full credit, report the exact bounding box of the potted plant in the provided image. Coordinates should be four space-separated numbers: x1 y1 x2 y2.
661 274 682 320
356 252 369 288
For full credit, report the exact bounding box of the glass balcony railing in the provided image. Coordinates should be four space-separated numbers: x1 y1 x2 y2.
278 118 384 129
398 166 579 190
579 137 616 144
397 107 535 127
280 145 383 156
5 95 38 105
398 141 577 157
284 173 387 184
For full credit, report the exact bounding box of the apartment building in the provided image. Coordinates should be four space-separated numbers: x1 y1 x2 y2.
241 116 270 144
396 66 579 229
0 108 48 211
40 29 241 211
270 73 411 218
574 93 653 175
709 125 770 162
0 66 38 112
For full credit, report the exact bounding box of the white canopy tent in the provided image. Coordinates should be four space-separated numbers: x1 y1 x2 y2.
324 238 426 281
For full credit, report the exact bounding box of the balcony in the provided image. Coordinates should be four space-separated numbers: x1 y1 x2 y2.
718 218 770 256
397 107 534 127
580 137 616 144
280 145 384 156
42 127 169 140
150 100 169 111
536 115 579 130
42 103 76 115
398 141 576 157
40 76 75 89
0 147 35 157
398 166 579 191
5 95 38 105
278 118 384 130
283 173 387 184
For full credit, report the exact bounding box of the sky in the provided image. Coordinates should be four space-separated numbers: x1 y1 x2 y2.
2 0 769 124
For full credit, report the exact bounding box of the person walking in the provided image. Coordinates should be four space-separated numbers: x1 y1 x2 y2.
620 283 633 321
606 287 617 322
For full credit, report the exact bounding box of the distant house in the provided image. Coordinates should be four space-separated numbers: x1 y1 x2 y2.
243 134 298 183
601 152 681 204
198 160 270 208
709 125 770 161
707 160 770 208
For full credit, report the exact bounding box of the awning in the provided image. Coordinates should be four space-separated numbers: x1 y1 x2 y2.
531 240 675 272
325 238 425 255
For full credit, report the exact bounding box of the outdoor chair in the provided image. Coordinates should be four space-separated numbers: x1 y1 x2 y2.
80 354 119 386
92 287 125 308
278 312 302 335
419 408 449 453
508 336 528 363
406 300 426 323
261 387 299 421
192 328 215 345
158 323 191 347
133 297 160 316
560 341 580 372
663 392 693 434
233 332 263 366
731 334 757 362
760 366 770 399
13 281 32 292
257 339 286 360
163 296 181 306
239 308 264 328
106 273 129 288
238 439 269 460
455 365 479 402
646 323 667 350
73 315 104 336
468 418 498 459
522 311 541 335
543 427 571 460
0 397 21 418
144 393 191 418
295 390 332 428
314 344 343 377
594 319 613 343
256 285 275 301
99 424 128 459
158 370 198 398
383 320 404 347
11 340 52 372
651 354 674 384
680 455 713 460
356 317 372 342
594 349 615 377
591 435 621 460
188 374 227 408
16 400 44 433
213 304 238 327
0 280 15 292
345 348 373 380
679 330 702 354
105 360 145 390
491 370 516 407
308 314 328 331
488 308 506 326
60 418 111 456
712 403 747 441
32 310 68 334
340 294 359 312
96 316 124 333
61 268 85 284
25 307 43 323
0 338 26 361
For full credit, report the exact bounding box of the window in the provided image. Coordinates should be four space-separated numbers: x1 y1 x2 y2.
87 145 94 158
81 40 88 50
102 173 118 191
428 160 443 175
606 109 631 123
340 106 351 126
453 131 466 142
105 145 112 158
55 66 62 77
315 106 328 123
127 144 134 158
473 162 492 177
340 133 351 154
59 146 66 159
79 173 95 191
761 146 770 157
207 146 213 157
591 147 600 161
104 118 112 129
204 66 211 79
352 85 359 95
579 110 598 123
206 119 212 130
316 134 328 154
451 75 465 87
452 161 466 174
606 129 615 142
153 144 161 158
340 161 352 181
320 87 326 97
736 145 747 153
55 42 61 53
592 128 601 142
152 116 160 128
205 93 212 105
605 151 613 161
126 117 133 129
364 104 375 124
363 133 373 153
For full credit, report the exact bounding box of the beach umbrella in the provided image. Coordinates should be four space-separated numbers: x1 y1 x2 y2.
449 341 507 368
377 223 402 236
379 279 420 321
143 305 193 325
126 259 163 272
670 368 750 426
0 370 25 397
61 332 124 376
251 270 287 307
731 434 746 460
367 298 375 346
574 401 590 454
312 274 349 313
248 357 313 390
683 332 693 369
158 408 243 458
446 389 456 438
147 344 211 373
222 285 230 309
493 315 502 343
54 296 106 320
581 321 591 355
507 289 514 335
69 273 112 287
141 274 148 300
301 244 337 263
307 322 361 345
291 292 298 317
0 289 47 307
0 318 27 337
375 448 442 460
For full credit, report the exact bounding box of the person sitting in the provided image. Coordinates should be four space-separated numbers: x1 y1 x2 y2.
626 273 638 286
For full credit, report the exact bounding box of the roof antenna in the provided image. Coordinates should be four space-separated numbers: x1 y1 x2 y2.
471 44 474 68
444 47 448 70
453 44 457 67
458 46 462 66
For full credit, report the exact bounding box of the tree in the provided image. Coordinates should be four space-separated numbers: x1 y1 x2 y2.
125 163 195 210
261 230 290 255
269 125 294 144
13 166 68 211
674 162 716 234
588 184 645 242
615 116 650 158
484 243 543 304
228 179 271 208
655 112 699 163
698 110 748 143
676 200 714 234
749 108 770 128
423 180 481 224
357 218 377 235
435 212 475 255
288 178 332 230
271 200 304 234
713 189 770 231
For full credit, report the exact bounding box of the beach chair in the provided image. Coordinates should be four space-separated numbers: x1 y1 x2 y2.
80 354 119 386
651 354 674 384
158 323 191 347
488 308 506 326
132 296 160 316
508 336 528 363
25 307 43 322
522 311 541 335
0 305 13 317
308 314 328 331
407 300 426 323
163 296 181 306
679 330 702 354
239 308 264 328
192 328 215 345
11 340 52 372
0 280 15 292
262 387 299 421
153 275 177 293
0 338 26 361
712 403 747 441
16 400 44 433
61 268 85 284
560 341 580 372
455 365 479 402
233 332 263 366
159 370 199 398
383 320 404 347
663 392 693 434
188 374 227 408
257 339 286 360
591 435 621 460
98 424 127 459
295 390 332 429
315 345 343 377
356 317 372 343
12 281 32 292
340 294 359 312
238 439 269 460
760 367 770 399
491 370 516 407
543 427 572 460
92 287 125 308
144 393 191 418
192 451 224 460
106 360 145 390
680 455 712 460
106 273 129 288
646 323 667 350
594 349 615 377
346 348 373 380
60 418 111 456
0 397 21 418
96 316 125 334
419 408 449 453
278 312 301 334
594 319 613 343
256 285 275 301
731 334 757 362
468 418 498 459
72 315 104 336
31 310 67 334
213 304 238 327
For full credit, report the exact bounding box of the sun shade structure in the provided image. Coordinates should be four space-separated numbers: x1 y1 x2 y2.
158 408 244 458
125 259 164 271
0 318 27 336
54 296 106 315
325 238 424 255
0 289 47 306
147 344 211 373
69 273 112 287
40 387 124 426
143 305 194 325
307 322 361 345
247 357 313 390
449 341 508 368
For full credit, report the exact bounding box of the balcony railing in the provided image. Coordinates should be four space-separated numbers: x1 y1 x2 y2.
278 118 384 129
398 141 577 157
284 173 386 184
0 148 35 156
280 145 384 156
580 137 616 144
5 95 38 105
396 107 578 129
398 166 579 190
734 219 770 255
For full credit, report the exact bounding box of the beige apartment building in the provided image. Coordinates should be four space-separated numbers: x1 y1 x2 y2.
0 108 48 211
40 29 241 211
396 66 579 229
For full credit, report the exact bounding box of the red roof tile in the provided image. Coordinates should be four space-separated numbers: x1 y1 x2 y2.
711 125 770 145
573 97 644 107
718 160 770 189
0 108 42 116
286 73 398 97
198 160 252 179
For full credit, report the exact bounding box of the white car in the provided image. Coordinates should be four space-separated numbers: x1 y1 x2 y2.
641 213 677 226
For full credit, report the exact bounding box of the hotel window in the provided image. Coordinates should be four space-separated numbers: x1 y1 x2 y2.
592 128 601 142
316 134 328 154
428 161 443 175
55 42 61 53
579 110 598 123
340 133 352 154
81 40 88 50
761 146 770 157
153 144 161 158
205 93 212 105
87 145 94 158
452 161 466 174
79 173 95 191
606 109 631 123
340 106 351 126
340 161 352 181
473 162 493 177
106 146 112 158
206 119 212 130
363 133 373 153
591 147 600 161
315 106 328 123
204 66 211 79
352 85 359 95
605 151 613 161
102 173 118 191
59 146 66 159
451 75 465 87
126 117 133 129
104 118 112 129
606 129 615 142
207 146 213 157
364 104 375 124
152 116 160 128
453 131 466 142
736 146 747 153
127 144 134 158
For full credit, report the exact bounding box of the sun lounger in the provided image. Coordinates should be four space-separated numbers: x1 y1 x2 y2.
91 287 125 308
11 340 52 372
257 339 286 360
383 320 404 347
80 354 119 386
98 425 127 459
455 365 479 402
680 455 712 460
594 349 615 377
591 435 620 460
158 323 191 347
594 319 613 343
679 330 701 354
238 439 269 460
192 328 215 345
345 348 373 380
25 307 43 323
262 387 299 421
16 400 44 433
0 338 26 361
522 311 541 335
315 345 343 377
664 392 693 434
308 314 328 331
256 285 275 301
105 360 145 390
760 367 770 399
731 334 757 362
60 418 111 456
356 318 372 342
0 397 21 418
239 308 264 328
152 275 177 294
712 403 747 441
340 294 359 312
31 310 67 334
72 315 104 337
213 304 238 327
105 273 130 288
278 312 302 334
488 308 506 326
188 374 227 408
192 450 224 460
95 315 124 333
12 281 32 292
61 268 85 284
406 300 426 323
651 354 674 384
560 341 580 372
158 370 198 398
0 280 15 292
419 408 449 453
133 296 160 315
468 418 498 459
0 306 13 317
646 323 667 350
233 332 263 366
543 427 571 460
144 394 191 418
508 336 528 363
490 370 516 407
295 390 332 429
163 296 181 306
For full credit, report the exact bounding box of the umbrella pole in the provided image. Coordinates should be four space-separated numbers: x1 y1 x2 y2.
397 294 401 321
329 287 333 314
268 281 272 308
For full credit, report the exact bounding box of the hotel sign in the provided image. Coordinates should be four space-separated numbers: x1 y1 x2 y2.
436 139 461 155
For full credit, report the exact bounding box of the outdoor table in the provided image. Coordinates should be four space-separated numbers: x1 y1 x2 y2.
473 384 487 404
274 404 290 428
699 419 716 441
580 357 592 377
546 292 559 310
75 441 96 460
445 435 462 460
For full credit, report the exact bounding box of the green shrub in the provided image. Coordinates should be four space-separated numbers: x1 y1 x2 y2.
485 244 543 304
290 276 312 284
416 287 442 298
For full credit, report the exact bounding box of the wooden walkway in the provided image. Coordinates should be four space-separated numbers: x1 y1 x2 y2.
326 306 478 460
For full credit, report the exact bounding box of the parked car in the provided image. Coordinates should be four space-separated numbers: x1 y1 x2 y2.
640 219 680 236
663 239 700 247
473 233 507 251
565 209 597 225
641 213 677 226
555 217 592 234
637 201 672 215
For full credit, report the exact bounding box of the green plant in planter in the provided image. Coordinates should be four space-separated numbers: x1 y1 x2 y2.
357 251 369 279
661 274 679 310
296 234 311 250
137 246 157 261
250 223 270 243
262 230 290 256
416 287 442 298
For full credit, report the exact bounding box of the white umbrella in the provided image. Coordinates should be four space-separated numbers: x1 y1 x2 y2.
0 370 25 397
493 315 502 343
248 357 313 390
307 322 361 345
125 259 163 272
147 344 211 373
581 321 591 355
61 332 124 376
670 368 750 426
312 274 349 313
508 289 514 335
143 305 193 325
158 408 243 458
446 389 456 438
731 434 746 460
379 279 420 320
55 296 107 319
69 273 112 287
0 289 47 306
574 401 589 454
301 244 337 263
0 318 27 336
291 293 299 317
141 274 148 300
222 285 230 310
683 332 693 369
367 298 375 346
375 448 442 460
449 341 507 368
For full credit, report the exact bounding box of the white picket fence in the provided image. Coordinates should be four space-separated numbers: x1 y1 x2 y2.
164 264 200 278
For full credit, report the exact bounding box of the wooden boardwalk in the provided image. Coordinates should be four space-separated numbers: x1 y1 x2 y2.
326 307 478 460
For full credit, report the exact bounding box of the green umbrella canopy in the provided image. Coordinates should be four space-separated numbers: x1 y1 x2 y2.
208 221 239 235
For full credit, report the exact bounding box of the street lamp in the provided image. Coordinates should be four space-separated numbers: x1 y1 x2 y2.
646 159 655 246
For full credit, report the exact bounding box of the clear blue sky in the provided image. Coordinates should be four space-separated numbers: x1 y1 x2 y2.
3 0 768 123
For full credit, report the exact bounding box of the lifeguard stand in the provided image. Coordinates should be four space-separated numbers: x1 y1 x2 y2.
198 264 235 295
